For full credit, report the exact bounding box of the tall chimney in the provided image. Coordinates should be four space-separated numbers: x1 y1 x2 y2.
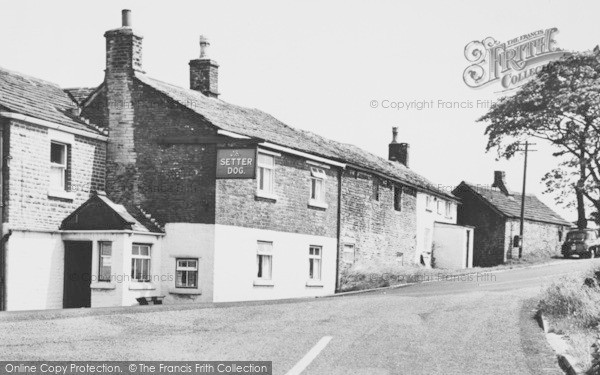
492 171 511 195
105 9 143 75
103 10 144 205
189 35 220 98
388 127 409 168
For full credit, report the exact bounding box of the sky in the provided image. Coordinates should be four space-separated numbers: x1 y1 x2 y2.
1 0 599 221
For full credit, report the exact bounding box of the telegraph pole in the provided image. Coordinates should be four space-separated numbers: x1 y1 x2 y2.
516 141 537 258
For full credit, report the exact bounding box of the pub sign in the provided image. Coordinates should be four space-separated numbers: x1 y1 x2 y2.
216 148 257 179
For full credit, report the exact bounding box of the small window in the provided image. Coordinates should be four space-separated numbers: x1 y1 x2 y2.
342 244 355 264
310 167 327 202
98 242 112 282
373 180 380 201
437 199 443 215
50 142 68 191
257 241 273 280
131 244 151 282
394 186 403 211
308 246 322 280
176 258 198 288
257 153 275 194
445 201 452 217
558 229 563 242
426 196 433 211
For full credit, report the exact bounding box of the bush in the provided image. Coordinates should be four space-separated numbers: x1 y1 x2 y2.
539 270 600 328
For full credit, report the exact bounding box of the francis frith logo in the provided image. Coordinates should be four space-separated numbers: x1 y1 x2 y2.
463 28 568 90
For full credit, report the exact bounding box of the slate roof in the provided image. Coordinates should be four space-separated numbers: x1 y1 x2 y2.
0 66 104 134
134 72 457 200
64 87 97 105
457 182 572 226
61 191 164 233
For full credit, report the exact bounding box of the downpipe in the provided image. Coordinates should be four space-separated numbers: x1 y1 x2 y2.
0 227 12 311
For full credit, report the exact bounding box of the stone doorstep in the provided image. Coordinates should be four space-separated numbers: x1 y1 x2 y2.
538 311 587 375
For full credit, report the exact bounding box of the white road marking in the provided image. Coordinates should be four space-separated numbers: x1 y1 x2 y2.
285 336 333 375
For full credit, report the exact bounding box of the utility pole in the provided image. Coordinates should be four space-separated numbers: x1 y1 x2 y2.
515 141 537 258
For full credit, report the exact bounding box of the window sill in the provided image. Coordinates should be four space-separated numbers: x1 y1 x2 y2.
47 190 75 200
253 279 274 287
305 280 324 287
255 191 278 201
128 283 156 291
308 199 328 210
91 282 116 290
169 287 202 295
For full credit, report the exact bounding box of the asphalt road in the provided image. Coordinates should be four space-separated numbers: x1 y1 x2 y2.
1 258 599 375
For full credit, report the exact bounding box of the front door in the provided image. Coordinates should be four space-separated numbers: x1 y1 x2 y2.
63 241 92 308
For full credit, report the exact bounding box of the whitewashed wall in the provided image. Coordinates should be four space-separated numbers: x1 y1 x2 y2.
212 224 336 302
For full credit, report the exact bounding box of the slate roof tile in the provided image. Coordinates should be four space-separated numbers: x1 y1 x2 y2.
135 73 456 200
460 182 571 226
0 66 103 134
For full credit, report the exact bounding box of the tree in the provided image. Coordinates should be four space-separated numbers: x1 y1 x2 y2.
479 50 600 229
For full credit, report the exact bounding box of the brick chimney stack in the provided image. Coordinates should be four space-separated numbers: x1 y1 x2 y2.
388 127 410 168
104 9 143 75
103 9 144 205
189 35 220 98
492 170 511 195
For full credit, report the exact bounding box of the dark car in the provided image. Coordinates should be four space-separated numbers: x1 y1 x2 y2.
561 229 600 258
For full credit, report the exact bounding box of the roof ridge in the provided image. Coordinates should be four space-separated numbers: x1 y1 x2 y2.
135 72 457 200
459 181 571 225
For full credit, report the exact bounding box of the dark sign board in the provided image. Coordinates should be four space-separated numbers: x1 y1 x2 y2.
216 148 257 179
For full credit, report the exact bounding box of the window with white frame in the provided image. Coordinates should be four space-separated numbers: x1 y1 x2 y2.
426 195 433 211
256 241 273 280
175 258 198 288
437 199 443 215
98 242 112 282
310 167 327 202
131 244 151 282
50 142 68 191
308 246 322 280
257 153 275 194
445 201 452 217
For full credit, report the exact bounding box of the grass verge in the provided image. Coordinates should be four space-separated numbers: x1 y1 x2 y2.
339 254 558 293
538 266 600 373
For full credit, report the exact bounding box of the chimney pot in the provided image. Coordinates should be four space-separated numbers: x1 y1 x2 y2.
122 9 132 27
199 35 210 59
392 127 398 143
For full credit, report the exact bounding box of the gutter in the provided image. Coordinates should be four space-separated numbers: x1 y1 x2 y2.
0 112 108 142
217 129 457 202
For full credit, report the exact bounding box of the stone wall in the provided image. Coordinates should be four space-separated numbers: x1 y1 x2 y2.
339 168 417 277
6 119 105 230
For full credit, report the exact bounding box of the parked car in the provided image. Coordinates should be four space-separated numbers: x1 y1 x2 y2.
561 229 600 258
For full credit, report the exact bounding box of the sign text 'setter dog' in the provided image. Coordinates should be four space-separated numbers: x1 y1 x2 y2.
216 148 257 179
